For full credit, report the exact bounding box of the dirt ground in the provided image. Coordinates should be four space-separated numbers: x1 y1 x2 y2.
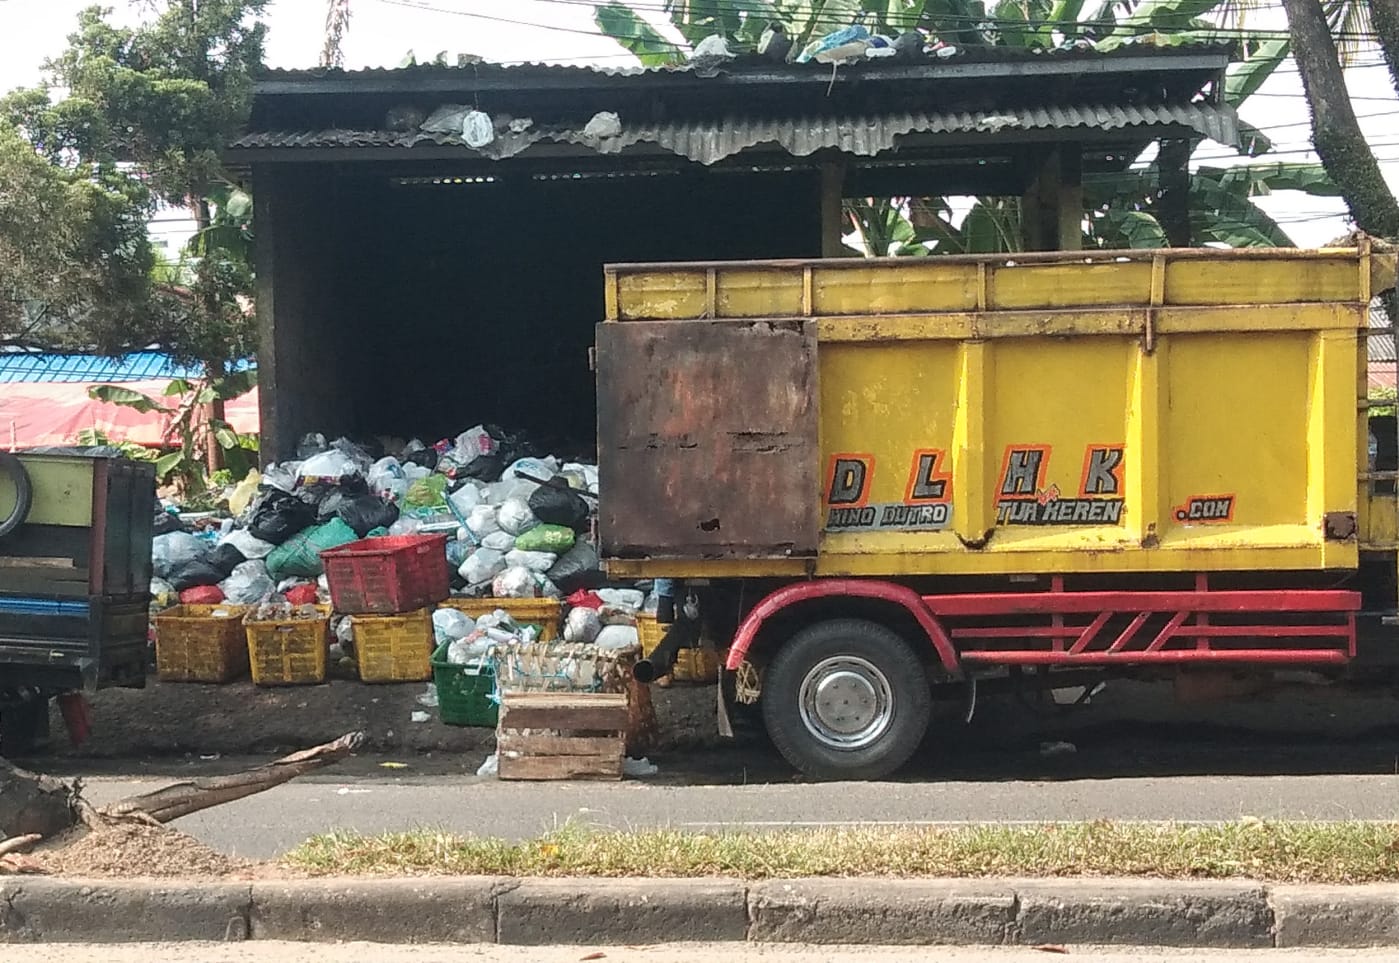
44 676 721 763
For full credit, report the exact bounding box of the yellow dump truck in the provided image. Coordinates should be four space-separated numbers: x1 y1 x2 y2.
595 243 1399 779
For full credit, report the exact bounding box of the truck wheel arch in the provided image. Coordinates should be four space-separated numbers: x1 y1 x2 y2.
725 579 961 678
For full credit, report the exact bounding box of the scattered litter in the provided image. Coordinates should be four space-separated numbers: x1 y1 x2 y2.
417 683 440 708
462 109 494 148
1039 741 1077 757
410 710 430 724
477 753 499 777
623 756 658 777
335 787 372 796
380 761 409 770
199 753 221 761
581 111 622 141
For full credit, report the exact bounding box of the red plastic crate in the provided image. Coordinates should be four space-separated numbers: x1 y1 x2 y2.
320 534 450 614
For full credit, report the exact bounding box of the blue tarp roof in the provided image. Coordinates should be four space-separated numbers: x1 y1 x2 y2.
0 352 253 384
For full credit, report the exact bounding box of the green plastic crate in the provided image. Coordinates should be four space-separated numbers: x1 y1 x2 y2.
431 640 498 727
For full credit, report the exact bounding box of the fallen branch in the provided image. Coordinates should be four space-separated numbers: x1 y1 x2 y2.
0 834 41 857
101 731 367 824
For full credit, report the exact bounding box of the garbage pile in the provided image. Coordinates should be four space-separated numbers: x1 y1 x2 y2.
149 425 608 616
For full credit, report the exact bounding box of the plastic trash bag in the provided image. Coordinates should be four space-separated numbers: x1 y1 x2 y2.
225 471 260 518
462 109 494 148
460 453 505 482
492 565 537 599
219 560 275 604
481 530 516 552
449 483 482 515
546 540 602 593
504 456 559 482
261 462 299 493
564 606 602 644
218 528 275 559
285 583 319 605
368 457 409 500
624 757 659 777
265 517 358 582
433 607 475 644
150 577 178 611
168 557 227 592
297 433 329 460
209 542 247 578
249 490 317 545
459 548 506 586
152 510 184 537
528 484 590 531
505 549 557 573
180 585 225 605
405 475 449 510
152 531 206 579
331 437 375 477
300 449 360 482
477 753 499 777
498 497 538 537
338 495 399 538
597 588 646 611
389 516 423 537
445 538 472 569
464 504 500 540
454 426 497 463
448 636 493 665
515 524 575 554
595 624 641 653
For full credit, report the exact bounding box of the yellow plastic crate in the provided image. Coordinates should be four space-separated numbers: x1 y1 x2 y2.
155 604 249 683
243 605 330 686
438 597 562 641
353 607 434 683
636 613 721 684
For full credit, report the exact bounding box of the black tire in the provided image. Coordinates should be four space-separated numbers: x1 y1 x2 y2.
0 451 33 540
0 693 50 757
761 618 932 780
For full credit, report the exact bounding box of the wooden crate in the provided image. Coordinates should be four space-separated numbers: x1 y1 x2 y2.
497 692 627 781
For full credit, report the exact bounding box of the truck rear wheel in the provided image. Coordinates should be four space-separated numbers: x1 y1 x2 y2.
762 618 932 780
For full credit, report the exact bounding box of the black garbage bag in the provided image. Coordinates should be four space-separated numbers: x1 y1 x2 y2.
546 539 603 594
529 484 590 532
404 447 439 470
460 452 505 482
168 558 228 592
209 542 247 578
152 511 184 536
248 489 317 545
338 494 400 538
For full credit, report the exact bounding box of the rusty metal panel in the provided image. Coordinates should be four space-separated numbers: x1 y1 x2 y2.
596 319 819 560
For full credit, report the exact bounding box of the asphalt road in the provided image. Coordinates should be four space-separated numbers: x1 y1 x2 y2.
73 768 1399 859
25 946 1399 963
29 678 1399 857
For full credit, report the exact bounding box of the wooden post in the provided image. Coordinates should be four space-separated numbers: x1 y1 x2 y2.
1157 138 1192 247
1021 145 1083 252
820 157 847 258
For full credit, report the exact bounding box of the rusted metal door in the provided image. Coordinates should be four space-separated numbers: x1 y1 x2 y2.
596 318 820 560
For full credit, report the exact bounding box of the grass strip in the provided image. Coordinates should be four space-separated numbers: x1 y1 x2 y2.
284 820 1399 883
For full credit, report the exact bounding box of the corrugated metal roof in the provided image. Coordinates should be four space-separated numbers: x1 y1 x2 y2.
255 43 1235 82
0 352 253 384
230 102 1238 165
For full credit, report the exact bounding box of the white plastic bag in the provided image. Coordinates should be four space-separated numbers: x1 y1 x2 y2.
454 426 496 462
448 636 492 665
432 607 475 643
152 532 205 579
369 457 409 500
492 565 538 598
484 478 539 505
481 530 516 552
449 483 482 515
595 624 641 653
218 528 275 560
465 504 500 539
460 548 506 586
498 497 537 536
563 606 602 644
261 463 299 492
597 588 646 611
505 549 557 573
389 516 423 536
219 560 275 605
402 462 432 482
503 456 559 482
299 449 360 481
462 109 494 148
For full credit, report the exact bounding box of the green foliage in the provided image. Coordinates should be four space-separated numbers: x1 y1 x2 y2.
0 1 267 369
88 370 259 492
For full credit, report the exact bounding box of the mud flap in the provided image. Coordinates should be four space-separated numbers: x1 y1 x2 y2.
716 668 734 739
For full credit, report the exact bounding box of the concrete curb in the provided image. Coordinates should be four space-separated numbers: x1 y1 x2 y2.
3 876 1399 946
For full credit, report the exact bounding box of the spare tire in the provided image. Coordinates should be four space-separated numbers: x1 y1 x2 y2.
0 452 33 540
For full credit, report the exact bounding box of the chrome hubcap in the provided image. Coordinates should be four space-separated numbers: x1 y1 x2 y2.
798 656 894 750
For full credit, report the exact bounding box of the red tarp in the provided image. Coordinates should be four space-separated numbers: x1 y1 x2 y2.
0 379 259 448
